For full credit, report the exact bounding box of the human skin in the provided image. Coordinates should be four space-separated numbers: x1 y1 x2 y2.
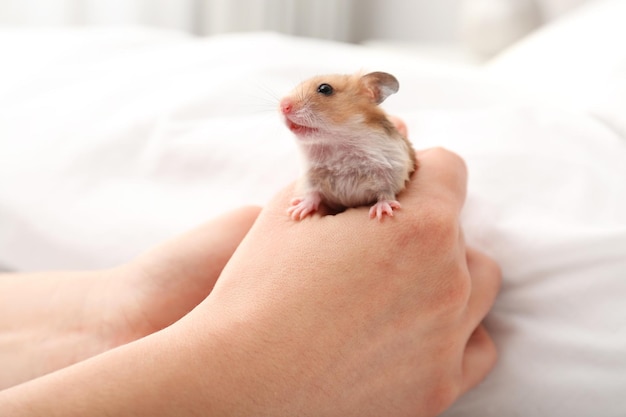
0 115 407 390
0 205 261 389
0 147 501 416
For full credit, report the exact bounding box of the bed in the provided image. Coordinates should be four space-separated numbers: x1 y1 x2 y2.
1 0 625 415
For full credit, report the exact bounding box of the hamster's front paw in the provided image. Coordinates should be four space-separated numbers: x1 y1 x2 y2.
369 199 401 221
287 193 322 220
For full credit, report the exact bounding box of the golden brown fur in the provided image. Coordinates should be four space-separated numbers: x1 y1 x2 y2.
279 71 417 220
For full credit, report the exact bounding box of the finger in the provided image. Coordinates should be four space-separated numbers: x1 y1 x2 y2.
266 182 298 212
387 115 408 137
264 182 335 221
465 247 502 331
135 205 262 290
461 324 498 394
402 147 468 217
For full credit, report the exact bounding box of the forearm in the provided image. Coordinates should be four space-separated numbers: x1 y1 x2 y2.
0 206 262 393
0 290 321 417
0 149 500 417
0 270 100 318
0 270 118 389
0 323 215 416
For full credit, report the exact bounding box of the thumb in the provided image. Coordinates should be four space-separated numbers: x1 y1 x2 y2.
131 206 262 297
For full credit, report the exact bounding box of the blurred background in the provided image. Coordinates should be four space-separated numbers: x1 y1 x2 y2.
0 0 593 59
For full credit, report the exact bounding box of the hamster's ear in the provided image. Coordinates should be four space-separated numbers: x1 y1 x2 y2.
361 72 399 104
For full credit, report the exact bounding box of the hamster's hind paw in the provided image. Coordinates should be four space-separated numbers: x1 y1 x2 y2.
369 200 401 221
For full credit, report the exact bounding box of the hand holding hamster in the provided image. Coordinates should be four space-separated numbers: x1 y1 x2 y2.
279 71 417 221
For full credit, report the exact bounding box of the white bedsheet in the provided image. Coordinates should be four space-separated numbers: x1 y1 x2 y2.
0 1 625 415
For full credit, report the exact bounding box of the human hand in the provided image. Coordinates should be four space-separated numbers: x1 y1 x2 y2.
118 205 261 334
0 206 259 389
179 147 501 417
0 149 500 417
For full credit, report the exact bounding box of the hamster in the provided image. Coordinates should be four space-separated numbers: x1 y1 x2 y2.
279 71 417 221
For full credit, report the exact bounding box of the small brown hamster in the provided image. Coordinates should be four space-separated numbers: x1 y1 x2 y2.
279 71 417 221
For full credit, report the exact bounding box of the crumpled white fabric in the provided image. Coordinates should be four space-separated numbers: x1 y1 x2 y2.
0 2 625 414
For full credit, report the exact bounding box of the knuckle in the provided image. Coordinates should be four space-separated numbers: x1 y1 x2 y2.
420 261 471 319
476 251 503 294
436 265 472 312
386 202 459 262
468 248 503 295
484 333 499 367
425 376 461 416
426 147 467 174
487 257 503 289
418 202 460 253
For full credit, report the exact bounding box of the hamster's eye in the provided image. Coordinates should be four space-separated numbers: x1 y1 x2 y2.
317 83 334 96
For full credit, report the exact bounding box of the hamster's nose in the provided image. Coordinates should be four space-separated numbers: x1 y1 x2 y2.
280 98 293 115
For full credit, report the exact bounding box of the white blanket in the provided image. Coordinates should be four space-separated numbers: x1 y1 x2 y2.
0 1 625 415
